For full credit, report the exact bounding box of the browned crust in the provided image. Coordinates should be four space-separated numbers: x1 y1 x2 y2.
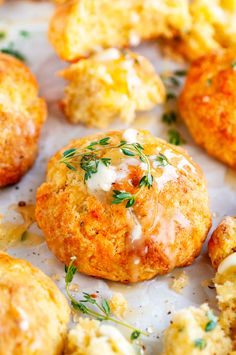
0 252 70 355
36 130 212 283
0 53 47 187
208 216 236 269
179 50 236 169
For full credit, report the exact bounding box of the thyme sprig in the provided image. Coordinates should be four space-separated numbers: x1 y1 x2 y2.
65 257 148 340
60 137 156 208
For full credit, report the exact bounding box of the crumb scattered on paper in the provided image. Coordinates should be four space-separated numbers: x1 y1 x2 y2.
68 283 79 292
109 292 128 318
170 271 189 293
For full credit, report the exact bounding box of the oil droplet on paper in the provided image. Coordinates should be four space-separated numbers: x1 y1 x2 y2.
0 203 43 250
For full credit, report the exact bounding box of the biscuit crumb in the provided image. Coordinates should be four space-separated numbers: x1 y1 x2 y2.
68 283 79 292
109 292 128 318
170 271 188 293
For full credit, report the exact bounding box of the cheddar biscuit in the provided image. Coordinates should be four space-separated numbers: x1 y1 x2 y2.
36 129 211 283
179 50 236 169
0 252 70 355
162 304 232 355
0 53 47 187
49 0 191 61
208 216 236 269
60 49 165 128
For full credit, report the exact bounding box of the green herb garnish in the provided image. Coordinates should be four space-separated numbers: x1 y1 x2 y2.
170 76 180 86
19 30 30 38
155 153 169 167
20 231 28 241
205 310 217 332
168 129 185 146
111 168 153 208
0 31 6 40
60 137 156 208
194 338 207 350
112 190 135 208
206 78 212 86
166 92 176 100
130 330 141 341
80 154 101 181
63 148 77 158
174 69 187 77
231 61 236 70
87 137 110 150
164 76 180 87
65 259 77 283
65 257 147 340
162 111 177 125
1 46 25 62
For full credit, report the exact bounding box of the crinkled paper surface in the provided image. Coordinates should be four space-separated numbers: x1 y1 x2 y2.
0 2 236 353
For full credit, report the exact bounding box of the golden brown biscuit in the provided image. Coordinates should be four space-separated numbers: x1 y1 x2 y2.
0 252 70 355
166 0 236 61
48 0 191 61
53 0 69 3
0 53 47 187
215 253 236 349
60 49 165 128
162 304 232 355
64 318 136 355
36 129 211 283
179 50 236 169
208 216 236 269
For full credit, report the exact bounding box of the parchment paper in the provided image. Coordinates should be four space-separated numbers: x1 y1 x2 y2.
0 2 236 353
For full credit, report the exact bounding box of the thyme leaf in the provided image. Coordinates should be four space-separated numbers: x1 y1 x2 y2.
155 153 169 167
174 69 187 77
166 92 176 100
162 111 177 125
205 310 217 332
0 31 6 40
168 129 185 146
112 190 135 208
19 30 30 38
20 230 28 241
65 258 148 337
194 338 207 350
206 78 212 86
130 330 141 341
231 61 236 70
